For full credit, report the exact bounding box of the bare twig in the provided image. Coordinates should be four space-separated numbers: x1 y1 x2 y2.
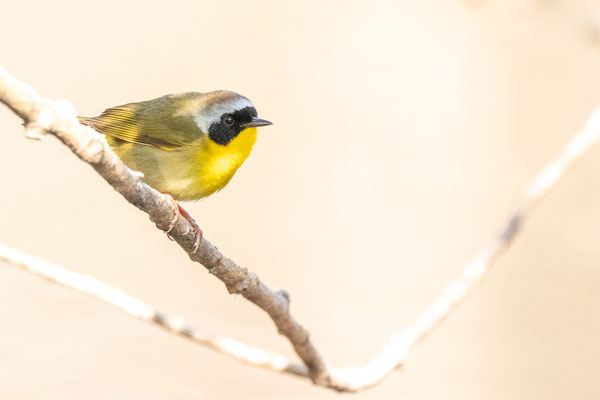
1 66 599 392
328 103 600 390
0 244 308 376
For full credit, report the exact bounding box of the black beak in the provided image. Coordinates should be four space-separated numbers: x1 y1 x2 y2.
243 117 273 128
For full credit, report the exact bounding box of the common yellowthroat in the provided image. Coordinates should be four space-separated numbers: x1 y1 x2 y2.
80 91 272 200
79 91 271 247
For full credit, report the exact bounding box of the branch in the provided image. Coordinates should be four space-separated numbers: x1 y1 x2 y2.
0 67 332 386
336 103 600 389
0 243 307 377
1 66 599 392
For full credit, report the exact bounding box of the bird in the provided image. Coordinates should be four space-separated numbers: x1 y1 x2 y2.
79 90 272 250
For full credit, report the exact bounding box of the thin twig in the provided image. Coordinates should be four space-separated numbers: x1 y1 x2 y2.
1 66 599 392
0 244 308 377
318 104 600 391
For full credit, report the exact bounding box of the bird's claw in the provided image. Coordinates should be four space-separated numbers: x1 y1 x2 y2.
164 195 180 237
177 204 202 254
191 228 202 254
162 194 202 253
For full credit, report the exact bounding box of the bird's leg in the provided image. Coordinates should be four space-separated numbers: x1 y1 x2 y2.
162 194 202 254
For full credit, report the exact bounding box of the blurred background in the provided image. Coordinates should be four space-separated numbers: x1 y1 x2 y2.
1 0 600 398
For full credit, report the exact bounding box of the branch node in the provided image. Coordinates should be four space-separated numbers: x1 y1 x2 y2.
131 169 145 181
276 289 290 305
500 210 523 241
230 280 249 294
24 122 46 140
79 134 107 164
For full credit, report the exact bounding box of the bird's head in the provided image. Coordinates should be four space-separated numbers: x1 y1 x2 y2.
193 90 272 146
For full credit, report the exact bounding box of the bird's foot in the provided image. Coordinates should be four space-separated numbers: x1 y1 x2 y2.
163 195 202 254
176 203 203 254
164 195 180 235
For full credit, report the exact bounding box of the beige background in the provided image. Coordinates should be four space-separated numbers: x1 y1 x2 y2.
1 0 600 398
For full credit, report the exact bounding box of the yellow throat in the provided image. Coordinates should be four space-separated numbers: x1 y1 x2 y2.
194 126 258 198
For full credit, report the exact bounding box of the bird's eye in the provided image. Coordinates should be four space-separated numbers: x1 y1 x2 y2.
223 116 234 126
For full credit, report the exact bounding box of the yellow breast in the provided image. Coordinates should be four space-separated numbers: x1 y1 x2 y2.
107 127 258 201
189 126 258 199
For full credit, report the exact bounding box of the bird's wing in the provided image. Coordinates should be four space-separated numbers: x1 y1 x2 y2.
79 95 203 151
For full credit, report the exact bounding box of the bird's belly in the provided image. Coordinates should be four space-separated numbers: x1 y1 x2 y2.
110 143 249 201
108 127 257 201
149 151 247 201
